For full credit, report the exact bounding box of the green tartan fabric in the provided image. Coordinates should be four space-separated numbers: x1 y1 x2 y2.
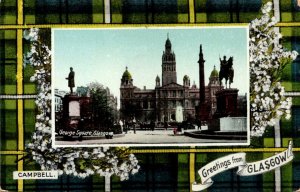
111 0 189 23
195 0 263 23
1 0 300 191
0 30 16 95
0 156 18 191
0 1 17 24
24 0 104 24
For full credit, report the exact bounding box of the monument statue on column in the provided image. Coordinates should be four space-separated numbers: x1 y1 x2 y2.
62 67 80 134
213 55 238 120
66 67 75 94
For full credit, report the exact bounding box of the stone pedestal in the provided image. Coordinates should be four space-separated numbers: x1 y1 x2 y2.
214 88 238 118
59 94 81 134
196 102 211 122
220 117 247 132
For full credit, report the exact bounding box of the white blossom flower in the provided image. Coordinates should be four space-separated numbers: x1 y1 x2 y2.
250 2 298 136
23 28 39 41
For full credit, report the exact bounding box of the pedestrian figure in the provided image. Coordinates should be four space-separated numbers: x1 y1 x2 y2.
164 121 168 130
173 128 177 135
124 120 128 134
150 120 155 131
177 125 182 133
119 120 123 133
132 117 136 134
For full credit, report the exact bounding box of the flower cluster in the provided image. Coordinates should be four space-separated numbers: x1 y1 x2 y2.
250 2 298 136
23 28 139 179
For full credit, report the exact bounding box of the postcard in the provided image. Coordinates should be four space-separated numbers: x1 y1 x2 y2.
52 27 250 147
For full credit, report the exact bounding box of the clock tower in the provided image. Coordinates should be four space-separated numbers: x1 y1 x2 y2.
162 34 177 86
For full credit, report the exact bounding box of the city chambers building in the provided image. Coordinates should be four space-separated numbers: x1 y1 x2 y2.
120 36 221 122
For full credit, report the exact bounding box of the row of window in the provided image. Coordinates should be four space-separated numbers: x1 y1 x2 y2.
121 99 198 110
161 90 184 97
162 64 176 72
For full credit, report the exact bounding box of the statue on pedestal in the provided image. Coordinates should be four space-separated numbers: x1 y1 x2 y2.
66 67 75 94
219 56 234 88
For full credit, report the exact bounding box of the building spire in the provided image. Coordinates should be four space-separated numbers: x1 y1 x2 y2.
165 33 172 51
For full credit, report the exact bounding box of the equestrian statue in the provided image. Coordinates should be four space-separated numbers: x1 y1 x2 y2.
219 55 234 89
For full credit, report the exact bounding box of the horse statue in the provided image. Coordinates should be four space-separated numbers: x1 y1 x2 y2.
219 56 234 88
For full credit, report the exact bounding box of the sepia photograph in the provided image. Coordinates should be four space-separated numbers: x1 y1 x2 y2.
52 27 249 147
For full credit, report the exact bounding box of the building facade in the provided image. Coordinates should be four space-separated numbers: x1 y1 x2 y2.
54 89 67 112
120 37 221 122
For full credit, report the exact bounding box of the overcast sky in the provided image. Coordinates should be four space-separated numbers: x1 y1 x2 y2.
53 27 249 107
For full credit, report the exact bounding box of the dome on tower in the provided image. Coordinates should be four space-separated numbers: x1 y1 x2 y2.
156 75 160 81
210 65 219 78
183 75 190 81
155 75 161 87
183 75 190 87
122 67 132 80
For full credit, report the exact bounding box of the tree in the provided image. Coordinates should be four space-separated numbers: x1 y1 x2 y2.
87 82 116 130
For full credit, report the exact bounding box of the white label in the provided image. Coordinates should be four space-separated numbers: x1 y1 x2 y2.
13 171 58 180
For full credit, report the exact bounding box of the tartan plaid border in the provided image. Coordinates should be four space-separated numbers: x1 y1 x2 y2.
1 0 300 191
